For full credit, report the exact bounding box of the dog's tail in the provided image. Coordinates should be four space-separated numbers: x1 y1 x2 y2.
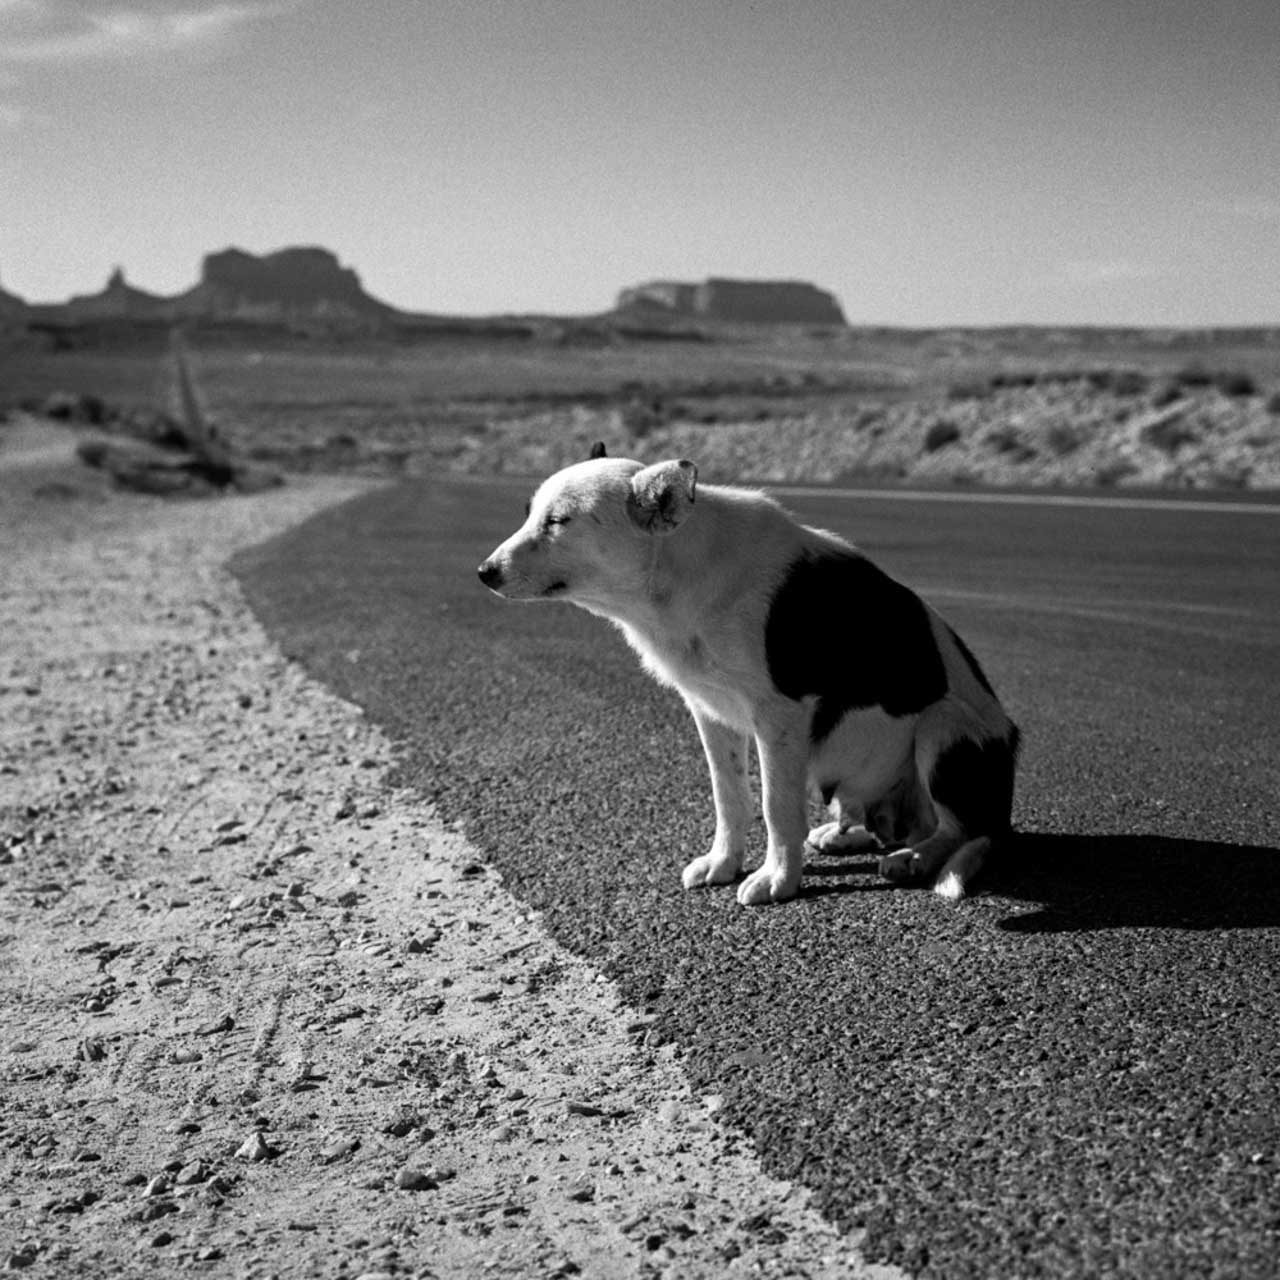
933 835 992 902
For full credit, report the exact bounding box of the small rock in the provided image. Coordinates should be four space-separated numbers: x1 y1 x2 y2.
393 1167 437 1192
319 1137 361 1164
234 1132 277 1162
565 1101 603 1118
133 1199 177 1223
149 1231 174 1248
169 1047 203 1065
194 1014 234 1037
77 1038 107 1062
141 1174 171 1199
195 1247 223 1262
333 800 356 820
173 1162 208 1186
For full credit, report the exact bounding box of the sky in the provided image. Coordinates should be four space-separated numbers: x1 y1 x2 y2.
1 0 1278 324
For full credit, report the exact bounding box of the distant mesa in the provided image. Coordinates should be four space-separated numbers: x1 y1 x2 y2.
176 246 397 322
17 246 401 332
616 277 846 326
4 250 847 336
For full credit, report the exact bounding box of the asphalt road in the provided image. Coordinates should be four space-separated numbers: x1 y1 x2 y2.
235 476 1280 1279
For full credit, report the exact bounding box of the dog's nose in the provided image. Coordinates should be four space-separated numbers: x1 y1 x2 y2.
477 560 503 589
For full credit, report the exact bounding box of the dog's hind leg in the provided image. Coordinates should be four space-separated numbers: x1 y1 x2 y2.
681 707 752 890
807 799 878 855
933 836 992 901
878 823 966 888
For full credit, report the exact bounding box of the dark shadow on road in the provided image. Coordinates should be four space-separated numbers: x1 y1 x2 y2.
991 831 1280 931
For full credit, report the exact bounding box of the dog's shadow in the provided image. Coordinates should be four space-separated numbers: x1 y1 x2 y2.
805 831 1280 932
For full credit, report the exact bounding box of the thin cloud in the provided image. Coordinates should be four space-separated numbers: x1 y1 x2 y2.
1220 197 1280 223
0 1 285 63
1055 259 1157 288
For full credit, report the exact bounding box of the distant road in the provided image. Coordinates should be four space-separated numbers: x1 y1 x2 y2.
237 477 1280 1279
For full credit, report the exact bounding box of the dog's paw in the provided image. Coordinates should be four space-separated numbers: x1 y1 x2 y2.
736 864 800 906
806 821 878 855
681 851 741 890
878 849 923 883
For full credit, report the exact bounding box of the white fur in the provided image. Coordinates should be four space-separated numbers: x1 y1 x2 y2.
479 454 1017 906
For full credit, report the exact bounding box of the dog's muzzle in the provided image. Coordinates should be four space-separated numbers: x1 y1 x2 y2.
477 560 504 590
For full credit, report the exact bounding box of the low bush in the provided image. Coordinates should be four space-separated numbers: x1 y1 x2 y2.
947 379 991 401
985 425 1037 461
923 419 962 452
1142 414 1200 453
1214 370 1257 398
1045 421 1087 456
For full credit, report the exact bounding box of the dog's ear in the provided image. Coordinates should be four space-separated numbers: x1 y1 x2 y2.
588 441 607 460
627 459 697 534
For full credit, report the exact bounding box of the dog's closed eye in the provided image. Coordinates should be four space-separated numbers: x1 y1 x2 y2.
544 513 572 529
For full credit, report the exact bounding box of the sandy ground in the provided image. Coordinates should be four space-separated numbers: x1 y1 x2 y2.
0 420 900 1279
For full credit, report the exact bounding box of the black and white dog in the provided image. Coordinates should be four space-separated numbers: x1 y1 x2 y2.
478 445 1019 905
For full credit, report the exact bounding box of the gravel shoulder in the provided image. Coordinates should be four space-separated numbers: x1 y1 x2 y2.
0 422 900 1279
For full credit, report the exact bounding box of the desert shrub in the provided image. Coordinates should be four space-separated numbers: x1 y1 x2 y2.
1141 414 1199 453
985 425 1037 461
1111 370 1151 397
1266 390 1280 415
1093 457 1140 487
1175 364 1214 388
988 371 1037 390
923 419 962 452
1214 370 1257 398
1045 421 1087 456
947 378 991 401
1085 369 1150 397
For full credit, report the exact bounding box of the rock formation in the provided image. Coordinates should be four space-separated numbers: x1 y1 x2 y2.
64 267 167 321
171 246 396 323
617 276 846 325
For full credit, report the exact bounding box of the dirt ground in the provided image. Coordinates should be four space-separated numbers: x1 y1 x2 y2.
0 420 900 1279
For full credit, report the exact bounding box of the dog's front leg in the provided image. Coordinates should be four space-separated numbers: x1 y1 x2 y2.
681 706 751 890
737 715 809 906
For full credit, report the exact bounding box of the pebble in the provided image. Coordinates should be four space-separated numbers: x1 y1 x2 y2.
319 1137 361 1164
194 1013 234 1036
170 1047 203 1064
393 1167 437 1192
141 1174 171 1199
149 1231 175 1248
234 1132 276 1162
174 1161 208 1186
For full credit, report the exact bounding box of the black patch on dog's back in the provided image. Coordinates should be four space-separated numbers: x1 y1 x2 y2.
929 726 1020 836
765 548 948 740
947 624 997 698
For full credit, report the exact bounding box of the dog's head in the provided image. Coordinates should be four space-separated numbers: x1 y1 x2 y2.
477 444 698 610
